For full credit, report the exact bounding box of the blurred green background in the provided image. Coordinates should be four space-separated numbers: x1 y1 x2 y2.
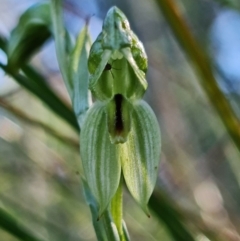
1 0 240 240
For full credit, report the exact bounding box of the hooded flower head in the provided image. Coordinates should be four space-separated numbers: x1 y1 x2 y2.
80 6 161 216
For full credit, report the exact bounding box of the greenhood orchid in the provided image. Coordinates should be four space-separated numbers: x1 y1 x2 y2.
80 6 161 216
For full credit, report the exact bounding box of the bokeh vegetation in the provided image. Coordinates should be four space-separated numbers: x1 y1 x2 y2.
1 0 240 240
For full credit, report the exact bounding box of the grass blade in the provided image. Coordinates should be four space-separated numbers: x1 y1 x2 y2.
51 0 72 96
149 190 196 241
70 24 91 126
21 65 79 130
0 63 79 131
0 206 46 241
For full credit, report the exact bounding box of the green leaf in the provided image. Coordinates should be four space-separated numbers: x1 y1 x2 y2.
0 63 79 131
21 65 79 130
0 35 79 131
70 25 91 126
120 100 161 215
82 178 108 241
51 0 72 96
0 206 46 241
7 2 51 71
80 102 121 215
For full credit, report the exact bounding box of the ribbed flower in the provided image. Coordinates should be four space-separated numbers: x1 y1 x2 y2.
80 6 161 215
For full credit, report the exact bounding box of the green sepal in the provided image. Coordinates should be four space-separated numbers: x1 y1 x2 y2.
88 49 112 93
101 7 132 50
88 33 104 74
106 94 132 144
80 102 121 215
7 2 51 71
88 6 148 100
131 32 148 73
120 100 161 214
121 48 148 99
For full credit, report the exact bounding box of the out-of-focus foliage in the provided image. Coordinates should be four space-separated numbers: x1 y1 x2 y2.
1 0 240 241
7 2 51 71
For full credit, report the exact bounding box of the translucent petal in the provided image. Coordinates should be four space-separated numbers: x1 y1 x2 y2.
80 102 121 215
121 48 148 99
120 100 161 214
88 49 112 93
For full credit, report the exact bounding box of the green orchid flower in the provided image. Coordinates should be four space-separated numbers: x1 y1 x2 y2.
80 6 161 216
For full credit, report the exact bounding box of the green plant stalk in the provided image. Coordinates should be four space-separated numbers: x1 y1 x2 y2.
111 177 124 240
155 0 240 152
110 178 131 241
0 206 46 241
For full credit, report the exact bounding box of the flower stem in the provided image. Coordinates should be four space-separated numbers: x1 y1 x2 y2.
111 177 131 241
111 177 123 239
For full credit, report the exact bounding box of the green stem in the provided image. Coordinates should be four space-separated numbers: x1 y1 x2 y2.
111 177 131 241
111 177 123 240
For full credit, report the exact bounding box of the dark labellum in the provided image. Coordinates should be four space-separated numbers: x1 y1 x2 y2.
114 94 123 134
